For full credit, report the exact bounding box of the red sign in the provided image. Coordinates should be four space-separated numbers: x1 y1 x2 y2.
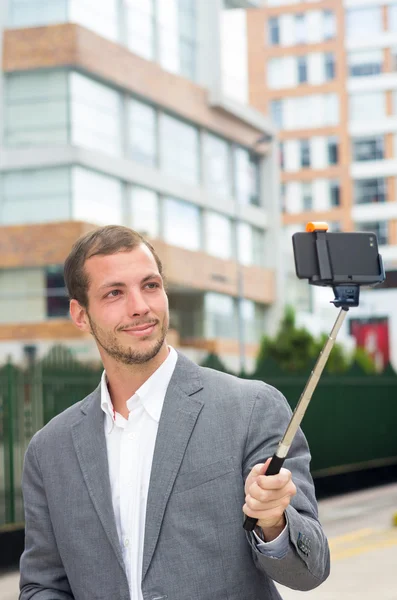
350 318 390 371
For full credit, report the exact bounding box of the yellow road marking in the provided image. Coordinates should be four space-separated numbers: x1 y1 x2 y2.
328 528 375 548
330 529 397 561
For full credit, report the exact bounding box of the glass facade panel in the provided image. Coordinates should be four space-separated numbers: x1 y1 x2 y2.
330 180 340 207
128 99 157 166
205 212 233 260
302 182 313 211
46 266 69 319
204 292 237 340
5 71 69 146
178 0 197 80
0 168 70 225
203 133 231 197
270 99 283 128
297 56 308 84
349 93 385 121
268 17 280 46
8 0 68 27
348 50 383 77
323 10 336 40
125 0 155 60
158 0 196 79
237 222 254 266
160 114 199 184
69 0 119 41
234 148 260 206
295 14 306 44
72 167 123 224
70 72 122 156
300 139 311 167
353 136 384 161
389 4 397 32
325 53 335 80
164 197 201 250
346 7 382 40
327 136 338 165
356 221 388 245
354 178 386 204
129 187 159 238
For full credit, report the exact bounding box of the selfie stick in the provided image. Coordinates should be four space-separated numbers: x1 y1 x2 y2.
243 222 384 532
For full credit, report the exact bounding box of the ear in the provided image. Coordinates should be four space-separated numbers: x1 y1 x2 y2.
70 299 91 333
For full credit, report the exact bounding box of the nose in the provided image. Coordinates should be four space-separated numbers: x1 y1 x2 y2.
126 289 150 318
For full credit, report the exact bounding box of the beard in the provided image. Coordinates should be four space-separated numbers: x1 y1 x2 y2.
87 313 168 366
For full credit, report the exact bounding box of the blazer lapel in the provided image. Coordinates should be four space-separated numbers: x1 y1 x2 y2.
71 386 125 573
142 354 204 581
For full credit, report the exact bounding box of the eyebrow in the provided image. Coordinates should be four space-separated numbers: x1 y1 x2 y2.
98 273 161 291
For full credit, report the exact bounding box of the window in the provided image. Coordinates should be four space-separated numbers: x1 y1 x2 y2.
297 56 308 84
392 47 397 71
234 148 260 206
0 168 71 225
163 197 201 250
5 71 69 146
204 293 237 340
160 114 199 184
205 212 233 260
238 223 265 267
69 0 119 42
389 4 397 32
129 187 159 238
323 10 336 40
70 73 122 156
72 168 123 225
302 182 313 211
178 0 197 80
295 14 306 45
270 99 283 128
325 53 335 80
327 136 339 165
300 139 311 167
346 7 382 40
128 99 157 166
348 50 383 77
268 17 280 46
8 0 67 27
279 142 285 171
46 266 69 319
330 180 340 207
354 178 386 204
125 0 155 61
203 133 231 197
349 93 385 122
356 221 388 245
353 136 384 161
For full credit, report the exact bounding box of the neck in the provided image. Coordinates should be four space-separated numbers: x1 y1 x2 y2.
103 344 170 419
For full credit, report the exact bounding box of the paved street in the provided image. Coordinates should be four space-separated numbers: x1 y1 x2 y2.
1 482 397 599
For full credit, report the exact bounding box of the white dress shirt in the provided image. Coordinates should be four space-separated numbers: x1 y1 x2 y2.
101 347 289 599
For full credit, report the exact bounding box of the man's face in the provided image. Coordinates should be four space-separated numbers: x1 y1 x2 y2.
78 245 169 366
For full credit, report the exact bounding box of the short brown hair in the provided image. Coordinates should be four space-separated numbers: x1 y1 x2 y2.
64 225 164 308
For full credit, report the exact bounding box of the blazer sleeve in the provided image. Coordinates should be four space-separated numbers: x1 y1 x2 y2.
19 435 74 600
242 382 331 591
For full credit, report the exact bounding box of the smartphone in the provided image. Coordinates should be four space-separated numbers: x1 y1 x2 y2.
292 231 383 286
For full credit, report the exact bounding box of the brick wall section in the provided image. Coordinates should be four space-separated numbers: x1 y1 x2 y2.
3 24 262 147
0 221 276 303
0 221 97 268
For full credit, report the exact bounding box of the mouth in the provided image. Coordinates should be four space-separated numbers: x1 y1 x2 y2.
121 322 157 338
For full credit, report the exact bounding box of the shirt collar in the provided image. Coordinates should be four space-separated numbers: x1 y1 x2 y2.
100 346 178 428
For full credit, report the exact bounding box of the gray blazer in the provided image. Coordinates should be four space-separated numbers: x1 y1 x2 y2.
20 352 330 600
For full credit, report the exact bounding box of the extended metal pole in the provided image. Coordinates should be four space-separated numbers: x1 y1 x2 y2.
243 306 349 531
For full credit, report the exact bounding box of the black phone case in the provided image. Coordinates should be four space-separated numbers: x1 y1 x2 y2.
292 232 381 282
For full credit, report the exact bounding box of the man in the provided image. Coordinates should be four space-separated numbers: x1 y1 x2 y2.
20 225 330 600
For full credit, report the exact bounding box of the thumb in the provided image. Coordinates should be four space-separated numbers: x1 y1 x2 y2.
253 457 272 477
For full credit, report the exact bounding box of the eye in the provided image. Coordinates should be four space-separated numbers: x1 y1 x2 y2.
107 290 121 298
145 282 160 290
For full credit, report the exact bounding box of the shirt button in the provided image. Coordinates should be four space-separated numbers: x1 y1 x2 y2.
124 538 129 547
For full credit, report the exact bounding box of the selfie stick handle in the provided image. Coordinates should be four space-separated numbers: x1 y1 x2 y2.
243 306 349 532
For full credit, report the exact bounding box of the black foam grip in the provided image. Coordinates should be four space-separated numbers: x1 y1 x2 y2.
243 453 287 531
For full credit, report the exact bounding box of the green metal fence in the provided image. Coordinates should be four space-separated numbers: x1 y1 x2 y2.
1 348 397 528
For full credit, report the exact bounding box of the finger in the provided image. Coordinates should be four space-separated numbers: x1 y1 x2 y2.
245 490 293 513
244 458 271 493
256 468 293 491
247 480 296 505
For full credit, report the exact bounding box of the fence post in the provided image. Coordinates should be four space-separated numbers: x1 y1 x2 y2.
5 359 15 524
